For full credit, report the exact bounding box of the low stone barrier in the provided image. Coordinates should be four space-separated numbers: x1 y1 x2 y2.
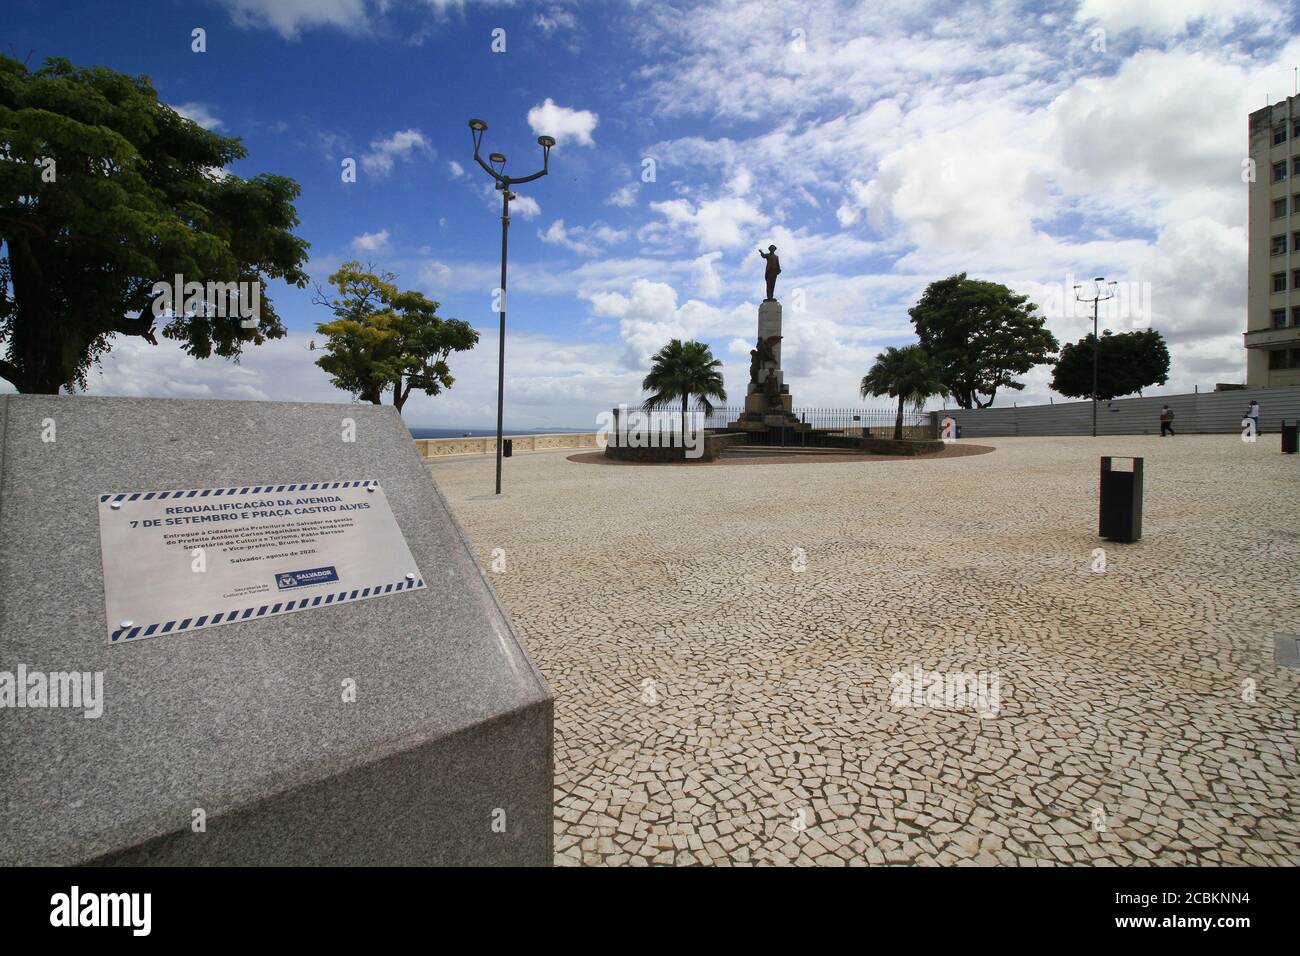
417 432 598 459
857 436 945 455
603 432 747 463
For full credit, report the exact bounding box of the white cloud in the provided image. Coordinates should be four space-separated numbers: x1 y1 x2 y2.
539 219 628 256
1074 0 1281 38
351 229 391 252
215 0 373 39
361 128 433 177
448 160 464 178
526 98 598 147
644 197 766 252
172 102 224 130
534 9 577 34
607 184 639 207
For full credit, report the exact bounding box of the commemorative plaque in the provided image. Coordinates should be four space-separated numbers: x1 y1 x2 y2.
97 478 425 643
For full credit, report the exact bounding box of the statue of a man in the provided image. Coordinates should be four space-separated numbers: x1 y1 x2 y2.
759 245 780 301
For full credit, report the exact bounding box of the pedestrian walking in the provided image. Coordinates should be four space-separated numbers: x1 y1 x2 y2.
1159 404 1175 437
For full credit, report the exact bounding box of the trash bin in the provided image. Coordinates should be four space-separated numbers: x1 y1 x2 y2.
955 424 962 439
1282 420 1298 454
503 438 513 458
1099 456 1142 543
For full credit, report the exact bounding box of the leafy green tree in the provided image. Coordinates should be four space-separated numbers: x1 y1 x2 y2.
313 262 478 411
641 339 727 434
860 344 946 441
1050 328 1170 400
0 55 309 393
909 273 1058 408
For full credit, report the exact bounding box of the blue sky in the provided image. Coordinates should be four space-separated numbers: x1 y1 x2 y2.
4 0 1299 427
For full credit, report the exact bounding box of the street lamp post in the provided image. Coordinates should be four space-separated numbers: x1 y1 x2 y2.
467 119 555 495
1074 277 1117 438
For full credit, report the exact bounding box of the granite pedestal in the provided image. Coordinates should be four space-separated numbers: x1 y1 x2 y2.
0 395 553 866
730 298 807 432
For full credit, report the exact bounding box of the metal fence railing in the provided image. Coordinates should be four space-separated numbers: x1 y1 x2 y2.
702 406 932 436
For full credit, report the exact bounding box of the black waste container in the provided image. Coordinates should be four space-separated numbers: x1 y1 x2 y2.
1282 421 1298 454
1099 456 1143 543
503 438 513 458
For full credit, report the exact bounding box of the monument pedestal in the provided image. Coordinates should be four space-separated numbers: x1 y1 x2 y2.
729 298 806 432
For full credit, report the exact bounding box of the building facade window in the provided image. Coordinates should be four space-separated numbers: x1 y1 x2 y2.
1276 124 1289 145
1273 308 1287 328
1274 161 1288 182
1275 198 1289 218
1294 157 1300 176
1293 306 1300 327
1275 272 1288 292
1273 234 1288 255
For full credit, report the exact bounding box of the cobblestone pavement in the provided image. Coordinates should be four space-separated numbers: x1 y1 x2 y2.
428 436 1300 866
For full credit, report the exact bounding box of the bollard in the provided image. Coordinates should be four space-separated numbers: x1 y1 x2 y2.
1282 420 1298 455
503 438 513 458
1099 456 1143 543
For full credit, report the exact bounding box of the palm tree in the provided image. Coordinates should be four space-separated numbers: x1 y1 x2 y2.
641 339 727 436
860 344 945 440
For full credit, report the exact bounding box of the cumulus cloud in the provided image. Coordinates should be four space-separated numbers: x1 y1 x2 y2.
539 219 628 256
215 0 373 39
171 102 224 130
350 229 391 252
526 98 598 147
361 128 433 177
643 197 766 252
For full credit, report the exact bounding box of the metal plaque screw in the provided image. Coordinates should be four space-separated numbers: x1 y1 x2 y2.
120 620 133 628
110 501 121 510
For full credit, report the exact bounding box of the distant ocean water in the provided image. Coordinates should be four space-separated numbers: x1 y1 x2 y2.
409 426 594 439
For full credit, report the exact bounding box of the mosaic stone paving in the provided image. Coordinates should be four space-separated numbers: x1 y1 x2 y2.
429 435 1300 866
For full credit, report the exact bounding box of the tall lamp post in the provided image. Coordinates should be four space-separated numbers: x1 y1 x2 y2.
467 118 555 495
1074 276 1117 438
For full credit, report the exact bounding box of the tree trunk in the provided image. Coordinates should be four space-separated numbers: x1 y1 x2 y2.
7 235 64 393
894 394 904 441
681 393 688 441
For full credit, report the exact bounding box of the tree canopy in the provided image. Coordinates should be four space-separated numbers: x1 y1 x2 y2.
860 344 946 441
908 273 1058 409
313 262 478 411
1050 328 1170 400
0 55 310 393
641 339 726 433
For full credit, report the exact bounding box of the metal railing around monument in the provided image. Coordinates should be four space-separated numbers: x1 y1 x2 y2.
703 406 934 441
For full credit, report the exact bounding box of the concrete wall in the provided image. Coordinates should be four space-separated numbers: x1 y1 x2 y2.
417 432 598 459
932 386 1300 437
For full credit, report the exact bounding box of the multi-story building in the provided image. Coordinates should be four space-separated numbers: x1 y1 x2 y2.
1247 94 1300 387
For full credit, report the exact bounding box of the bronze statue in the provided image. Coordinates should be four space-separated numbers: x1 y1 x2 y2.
759 245 781 300
755 334 780 368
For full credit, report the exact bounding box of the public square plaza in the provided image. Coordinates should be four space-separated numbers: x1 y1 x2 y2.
430 435 1300 866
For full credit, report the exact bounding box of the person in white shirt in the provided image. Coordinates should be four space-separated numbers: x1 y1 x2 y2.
1246 400 1261 436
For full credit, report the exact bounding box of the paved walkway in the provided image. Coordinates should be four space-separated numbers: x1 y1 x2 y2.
429 436 1300 866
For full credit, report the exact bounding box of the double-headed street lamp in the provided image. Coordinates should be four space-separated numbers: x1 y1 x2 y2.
1074 276 1118 438
467 118 555 495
